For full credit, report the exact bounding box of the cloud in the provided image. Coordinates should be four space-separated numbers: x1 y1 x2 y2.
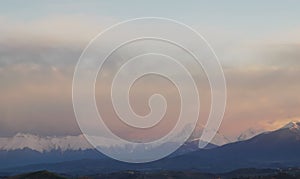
219 42 300 136
262 43 300 68
0 14 117 47
259 117 300 131
0 14 300 140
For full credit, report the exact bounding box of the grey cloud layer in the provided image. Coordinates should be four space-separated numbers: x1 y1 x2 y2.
0 16 300 138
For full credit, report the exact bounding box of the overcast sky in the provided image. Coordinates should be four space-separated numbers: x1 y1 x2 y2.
0 1 300 139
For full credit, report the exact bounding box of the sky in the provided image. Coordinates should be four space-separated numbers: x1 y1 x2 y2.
0 1 300 140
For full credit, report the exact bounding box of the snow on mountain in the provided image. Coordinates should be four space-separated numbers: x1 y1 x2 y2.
0 133 188 153
282 121 300 131
237 128 264 141
236 121 300 142
211 131 234 145
2 121 297 153
190 126 234 146
0 133 93 152
0 132 220 154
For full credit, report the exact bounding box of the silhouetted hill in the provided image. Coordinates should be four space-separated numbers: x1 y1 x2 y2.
0 148 105 169
5 168 300 179
7 170 66 179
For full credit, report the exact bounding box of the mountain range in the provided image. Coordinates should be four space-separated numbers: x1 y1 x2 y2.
0 121 299 176
0 133 92 152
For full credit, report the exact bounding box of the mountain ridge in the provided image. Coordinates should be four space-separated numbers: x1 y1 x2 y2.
0 133 92 152
1 121 300 174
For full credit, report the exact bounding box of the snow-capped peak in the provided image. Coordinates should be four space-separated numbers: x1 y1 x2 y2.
237 128 264 141
0 133 93 152
282 121 300 130
190 126 234 146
